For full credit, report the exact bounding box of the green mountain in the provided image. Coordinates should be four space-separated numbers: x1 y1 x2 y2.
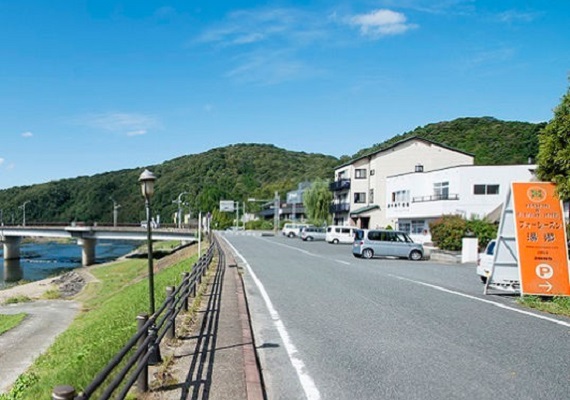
0 117 546 225
352 117 545 165
0 144 338 225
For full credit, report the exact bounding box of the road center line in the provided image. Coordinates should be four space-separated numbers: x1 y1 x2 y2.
222 237 322 400
390 274 570 328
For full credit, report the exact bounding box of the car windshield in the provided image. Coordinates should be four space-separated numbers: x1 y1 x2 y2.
354 230 364 240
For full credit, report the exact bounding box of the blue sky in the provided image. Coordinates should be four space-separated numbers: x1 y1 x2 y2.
1 1 569 189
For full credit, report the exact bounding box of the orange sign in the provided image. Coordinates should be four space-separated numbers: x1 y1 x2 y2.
512 182 570 296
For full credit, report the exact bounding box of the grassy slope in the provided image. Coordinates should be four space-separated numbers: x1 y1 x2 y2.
2 251 198 399
0 313 27 336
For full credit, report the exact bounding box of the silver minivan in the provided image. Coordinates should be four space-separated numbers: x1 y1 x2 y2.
352 229 424 260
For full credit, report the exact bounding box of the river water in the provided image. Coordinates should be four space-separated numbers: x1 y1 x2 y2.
0 240 141 289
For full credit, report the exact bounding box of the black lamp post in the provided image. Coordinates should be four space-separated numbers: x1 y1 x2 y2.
138 169 162 365
139 169 157 315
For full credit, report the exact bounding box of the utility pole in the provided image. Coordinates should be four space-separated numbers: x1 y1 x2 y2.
110 197 121 227
20 201 30 226
273 191 279 235
0 209 3 226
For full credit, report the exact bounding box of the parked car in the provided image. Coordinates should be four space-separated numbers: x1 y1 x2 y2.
352 229 424 260
477 239 496 283
326 225 358 244
300 227 326 241
282 223 311 238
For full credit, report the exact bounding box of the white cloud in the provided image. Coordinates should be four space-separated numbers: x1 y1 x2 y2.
77 112 158 136
495 10 541 24
195 7 323 48
349 9 417 38
21 131 33 138
0 157 4 165
126 130 147 136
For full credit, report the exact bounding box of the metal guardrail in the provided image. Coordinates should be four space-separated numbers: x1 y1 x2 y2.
51 238 220 400
411 194 459 202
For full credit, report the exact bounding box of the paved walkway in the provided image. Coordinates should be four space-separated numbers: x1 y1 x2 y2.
145 235 265 399
0 300 80 393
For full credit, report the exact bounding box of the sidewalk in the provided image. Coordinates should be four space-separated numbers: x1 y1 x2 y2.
147 236 265 399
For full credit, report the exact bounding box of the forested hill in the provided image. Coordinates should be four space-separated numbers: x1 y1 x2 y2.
0 117 546 224
0 144 338 224
352 117 546 165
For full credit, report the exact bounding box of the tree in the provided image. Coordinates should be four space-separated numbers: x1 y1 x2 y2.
303 179 332 226
536 84 570 200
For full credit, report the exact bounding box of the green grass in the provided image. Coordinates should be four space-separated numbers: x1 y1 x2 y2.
2 296 32 305
518 295 570 317
2 253 200 399
0 313 27 336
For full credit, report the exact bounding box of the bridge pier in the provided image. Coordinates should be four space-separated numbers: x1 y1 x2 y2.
77 238 96 267
3 236 22 260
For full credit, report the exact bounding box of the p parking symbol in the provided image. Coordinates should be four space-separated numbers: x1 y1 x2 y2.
535 263 554 279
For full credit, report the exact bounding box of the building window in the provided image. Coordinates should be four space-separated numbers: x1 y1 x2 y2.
474 184 500 195
434 182 449 200
355 169 367 179
411 220 425 234
354 192 366 204
391 190 410 203
369 188 374 203
398 222 411 233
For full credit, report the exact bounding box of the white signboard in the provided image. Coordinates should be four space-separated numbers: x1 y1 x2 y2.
219 200 235 212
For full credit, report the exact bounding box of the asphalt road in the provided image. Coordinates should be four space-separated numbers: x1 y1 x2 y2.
221 233 570 400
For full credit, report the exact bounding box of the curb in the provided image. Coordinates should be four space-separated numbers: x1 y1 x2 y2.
220 237 265 400
234 267 265 400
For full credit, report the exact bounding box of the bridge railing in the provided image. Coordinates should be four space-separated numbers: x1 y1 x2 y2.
51 238 219 400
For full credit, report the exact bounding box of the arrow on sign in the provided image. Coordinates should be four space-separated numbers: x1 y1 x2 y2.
538 281 553 292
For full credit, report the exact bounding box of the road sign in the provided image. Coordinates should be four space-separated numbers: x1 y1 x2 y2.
512 182 570 296
219 200 235 212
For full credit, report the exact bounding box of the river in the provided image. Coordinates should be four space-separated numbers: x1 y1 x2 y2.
0 240 141 289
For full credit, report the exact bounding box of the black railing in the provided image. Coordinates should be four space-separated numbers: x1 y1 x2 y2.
412 194 459 203
330 203 351 213
329 179 350 192
51 238 219 399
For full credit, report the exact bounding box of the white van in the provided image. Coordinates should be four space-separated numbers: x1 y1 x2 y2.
326 225 358 244
282 223 311 238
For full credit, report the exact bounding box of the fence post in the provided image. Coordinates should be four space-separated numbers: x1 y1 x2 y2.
52 385 76 400
166 286 175 340
136 314 149 393
181 272 189 311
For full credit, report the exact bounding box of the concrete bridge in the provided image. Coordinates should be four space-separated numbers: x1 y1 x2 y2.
0 225 197 266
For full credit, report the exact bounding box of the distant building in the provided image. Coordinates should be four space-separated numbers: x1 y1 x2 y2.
385 164 536 243
258 182 311 221
330 136 537 243
330 137 474 228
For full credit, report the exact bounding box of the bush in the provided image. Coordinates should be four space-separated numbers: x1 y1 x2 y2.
429 215 497 251
244 219 273 230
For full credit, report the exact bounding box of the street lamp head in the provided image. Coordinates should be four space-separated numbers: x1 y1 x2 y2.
139 169 157 199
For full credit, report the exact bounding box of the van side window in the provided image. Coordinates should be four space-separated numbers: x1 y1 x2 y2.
368 231 381 241
341 228 350 234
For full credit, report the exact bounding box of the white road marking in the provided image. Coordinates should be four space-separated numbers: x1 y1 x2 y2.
222 237 322 400
257 237 353 266
391 275 570 328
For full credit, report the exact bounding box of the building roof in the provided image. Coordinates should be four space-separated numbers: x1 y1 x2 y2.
350 205 380 217
335 136 474 169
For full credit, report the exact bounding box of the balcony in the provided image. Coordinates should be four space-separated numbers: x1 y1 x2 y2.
330 203 351 214
412 194 459 203
329 179 351 192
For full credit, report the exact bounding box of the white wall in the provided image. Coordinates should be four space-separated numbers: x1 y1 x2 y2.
386 164 536 221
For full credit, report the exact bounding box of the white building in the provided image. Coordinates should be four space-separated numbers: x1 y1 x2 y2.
385 164 536 243
330 137 474 229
